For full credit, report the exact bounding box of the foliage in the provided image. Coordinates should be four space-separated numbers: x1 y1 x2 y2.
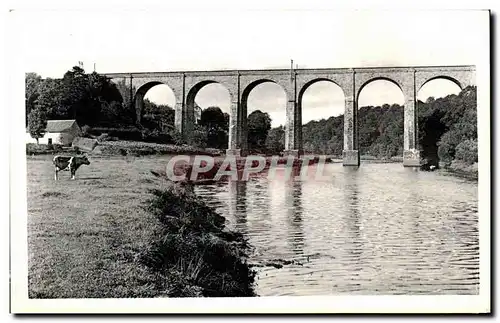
26 67 131 129
26 143 68 155
301 113 343 155
140 184 256 297
25 73 43 125
454 139 478 165
141 101 230 148
34 78 66 119
96 133 118 142
94 140 221 157
81 125 92 138
112 79 137 124
299 86 477 168
169 129 187 146
247 110 271 152
142 98 175 132
199 107 229 149
199 106 227 130
437 130 462 164
186 124 209 148
27 108 47 144
265 126 285 154
140 128 172 144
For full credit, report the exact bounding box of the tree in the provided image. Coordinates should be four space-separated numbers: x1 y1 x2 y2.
300 86 476 165
114 79 137 124
186 124 208 148
199 107 229 148
455 139 478 165
200 107 226 130
25 73 42 125
28 108 47 144
142 99 175 132
29 66 131 127
35 78 66 118
247 110 271 151
265 126 285 154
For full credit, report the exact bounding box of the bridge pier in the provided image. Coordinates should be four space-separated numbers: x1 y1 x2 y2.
284 99 302 157
226 99 247 157
403 91 421 167
174 102 184 134
403 149 421 167
343 94 360 166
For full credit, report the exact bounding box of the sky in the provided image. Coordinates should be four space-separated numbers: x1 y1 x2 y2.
12 9 484 127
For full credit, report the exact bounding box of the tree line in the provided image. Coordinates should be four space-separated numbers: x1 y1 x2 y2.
25 66 274 148
26 66 136 142
300 86 477 167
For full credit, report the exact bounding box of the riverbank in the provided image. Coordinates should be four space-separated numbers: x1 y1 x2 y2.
439 160 478 180
27 156 255 298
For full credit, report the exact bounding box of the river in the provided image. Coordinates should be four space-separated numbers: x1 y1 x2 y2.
195 162 479 296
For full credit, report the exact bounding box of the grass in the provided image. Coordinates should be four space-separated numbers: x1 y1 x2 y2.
27 154 254 298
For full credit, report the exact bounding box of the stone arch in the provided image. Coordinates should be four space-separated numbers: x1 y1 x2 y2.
355 77 407 161
134 81 177 125
241 79 288 103
415 75 465 168
415 68 475 94
356 76 405 103
240 79 288 153
184 80 232 134
187 80 220 106
186 80 233 108
297 78 346 103
240 74 294 101
298 78 346 154
418 75 463 92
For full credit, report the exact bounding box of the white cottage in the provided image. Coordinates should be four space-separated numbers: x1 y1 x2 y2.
26 120 82 146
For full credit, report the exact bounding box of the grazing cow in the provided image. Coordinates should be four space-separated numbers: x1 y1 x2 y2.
53 155 90 180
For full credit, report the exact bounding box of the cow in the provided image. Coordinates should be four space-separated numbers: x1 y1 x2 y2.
53 155 90 180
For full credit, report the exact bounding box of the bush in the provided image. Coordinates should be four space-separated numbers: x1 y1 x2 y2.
141 129 173 144
455 139 478 165
94 140 222 157
186 125 208 148
437 131 462 164
88 127 145 141
81 125 92 138
26 143 68 155
169 129 186 146
139 183 256 297
97 133 118 142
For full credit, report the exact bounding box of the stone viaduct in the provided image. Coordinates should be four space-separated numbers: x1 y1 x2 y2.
103 65 475 166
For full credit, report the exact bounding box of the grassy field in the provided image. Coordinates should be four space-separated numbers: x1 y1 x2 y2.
27 155 178 298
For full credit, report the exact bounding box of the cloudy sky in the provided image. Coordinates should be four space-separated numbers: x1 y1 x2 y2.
13 8 485 126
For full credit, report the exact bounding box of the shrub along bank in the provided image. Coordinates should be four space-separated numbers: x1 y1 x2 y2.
139 181 256 297
26 140 222 157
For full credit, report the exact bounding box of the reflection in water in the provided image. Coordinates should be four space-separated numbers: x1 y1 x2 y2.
196 163 479 296
228 180 248 234
285 180 304 256
342 169 363 280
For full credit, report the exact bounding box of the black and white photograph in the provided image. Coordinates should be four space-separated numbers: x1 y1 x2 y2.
7 3 491 314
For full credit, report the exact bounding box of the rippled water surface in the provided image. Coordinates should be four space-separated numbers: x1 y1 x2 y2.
195 163 479 296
